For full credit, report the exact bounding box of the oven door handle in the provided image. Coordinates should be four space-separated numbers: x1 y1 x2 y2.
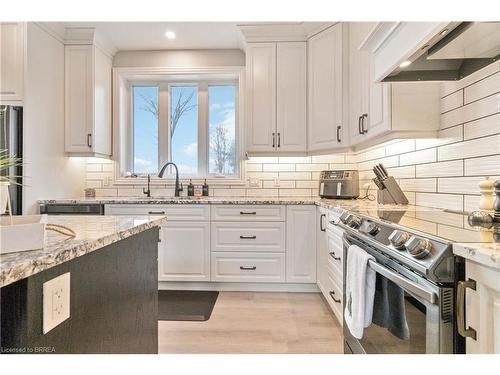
342 236 437 304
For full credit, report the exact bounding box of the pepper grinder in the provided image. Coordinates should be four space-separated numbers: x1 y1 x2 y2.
479 176 494 211
494 180 500 222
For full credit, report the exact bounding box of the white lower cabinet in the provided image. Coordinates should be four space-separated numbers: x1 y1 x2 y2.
463 260 500 353
286 205 317 283
211 252 286 283
317 206 345 324
159 221 211 282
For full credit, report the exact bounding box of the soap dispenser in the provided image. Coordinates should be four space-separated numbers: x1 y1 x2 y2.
479 176 494 211
187 179 194 197
202 179 209 196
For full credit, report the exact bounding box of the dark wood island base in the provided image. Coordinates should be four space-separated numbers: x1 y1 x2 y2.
1 228 159 354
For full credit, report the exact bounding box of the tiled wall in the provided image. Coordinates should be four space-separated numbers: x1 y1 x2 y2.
85 63 500 210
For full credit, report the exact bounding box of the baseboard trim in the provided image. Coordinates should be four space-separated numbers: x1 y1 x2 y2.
158 281 320 293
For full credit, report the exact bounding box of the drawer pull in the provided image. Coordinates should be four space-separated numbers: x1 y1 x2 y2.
240 211 257 215
240 235 257 239
240 266 257 271
148 211 166 215
329 252 341 261
329 291 341 303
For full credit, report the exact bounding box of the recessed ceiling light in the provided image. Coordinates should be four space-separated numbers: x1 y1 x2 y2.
165 31 176 39
399 60 412 68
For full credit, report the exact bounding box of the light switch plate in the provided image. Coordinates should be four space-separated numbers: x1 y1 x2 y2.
43 272 70 334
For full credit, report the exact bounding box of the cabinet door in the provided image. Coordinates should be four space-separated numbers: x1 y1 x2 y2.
276 42 307 152
65 45 94 153
159 221 210 282
465 261 500 354
286 205 317 283
0 22 24 102
246 43 276 153
93 47 112 156
316 208 329 292
308 24 343 152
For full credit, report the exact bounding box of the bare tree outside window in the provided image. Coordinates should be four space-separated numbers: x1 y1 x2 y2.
210 123 235 174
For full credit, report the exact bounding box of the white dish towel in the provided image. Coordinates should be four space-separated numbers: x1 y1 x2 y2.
344 244 376 339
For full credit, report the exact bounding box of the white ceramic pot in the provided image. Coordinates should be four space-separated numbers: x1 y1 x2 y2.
0 181 10 214
0 215 46 254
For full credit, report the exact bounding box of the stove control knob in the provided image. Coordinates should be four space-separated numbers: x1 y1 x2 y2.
405 236 433 259
366 223 380 236
389 230 411 250
347 216 362 229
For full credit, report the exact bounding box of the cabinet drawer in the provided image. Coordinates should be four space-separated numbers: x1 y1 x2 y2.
326 231 343 280
211 252 285 282
211 205 285 222
105 204 210 221
323 269 344 325
211 222 285 252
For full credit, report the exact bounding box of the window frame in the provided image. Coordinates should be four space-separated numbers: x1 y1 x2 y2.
113 66 246 187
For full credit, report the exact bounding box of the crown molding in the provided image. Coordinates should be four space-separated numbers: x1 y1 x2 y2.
64 27 117 58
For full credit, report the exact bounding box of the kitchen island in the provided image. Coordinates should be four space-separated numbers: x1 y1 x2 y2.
0 215 166 354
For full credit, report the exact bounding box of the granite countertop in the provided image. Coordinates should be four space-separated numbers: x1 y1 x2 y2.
0 215 166 288
453 242 500 270
37 196 500 270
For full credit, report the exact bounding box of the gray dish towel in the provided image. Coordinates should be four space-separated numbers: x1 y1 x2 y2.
372 275 410 340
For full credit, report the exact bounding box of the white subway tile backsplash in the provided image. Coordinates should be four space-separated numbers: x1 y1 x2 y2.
441 90 463 113
437 176 486 195
464 71 500 104
278 156 311 164
441 62 500 97
278 171 311 180
399 178 436 193
263 163 295 172
278 188 312 197
246 163 263 172
246 188 279 197
415 193 464 211
295 180 319 189
464 195 481 212
399 148 436 166
263 180 295 189
441 94 500 129
463 113 500 140
416 160 463 178
295 163 329 172
464 155 500 176
247 157 279 164
311 154 345 163
385 166 416 179
438 134 500 161
385 140 416 156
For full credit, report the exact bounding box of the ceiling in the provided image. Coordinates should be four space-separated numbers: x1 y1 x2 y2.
63 22 245 51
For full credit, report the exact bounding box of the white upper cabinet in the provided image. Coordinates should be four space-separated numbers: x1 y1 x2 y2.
276 42 307 152
348 22 441 149
308 24 346 152
246 42 307 154
0 22 25 103
65 42 112 157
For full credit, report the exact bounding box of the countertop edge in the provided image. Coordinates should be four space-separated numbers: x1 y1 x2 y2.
0 216 166 288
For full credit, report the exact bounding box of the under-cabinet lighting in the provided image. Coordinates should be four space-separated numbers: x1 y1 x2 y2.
165 31 176 39
399 60 412 68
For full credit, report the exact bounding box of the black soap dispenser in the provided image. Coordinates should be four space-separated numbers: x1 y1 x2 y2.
202 179 209 197
187 179 195 197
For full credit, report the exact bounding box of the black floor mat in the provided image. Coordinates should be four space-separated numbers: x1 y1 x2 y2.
158 290 219 321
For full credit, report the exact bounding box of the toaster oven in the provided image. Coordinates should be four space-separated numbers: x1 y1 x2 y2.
319 170 359 199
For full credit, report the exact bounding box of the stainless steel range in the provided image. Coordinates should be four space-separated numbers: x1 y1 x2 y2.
335 209 465 354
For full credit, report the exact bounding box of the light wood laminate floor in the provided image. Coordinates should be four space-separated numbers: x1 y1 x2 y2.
158 292 344 354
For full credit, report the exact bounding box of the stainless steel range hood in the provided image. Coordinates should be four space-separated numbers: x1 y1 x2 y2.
383 22 500 82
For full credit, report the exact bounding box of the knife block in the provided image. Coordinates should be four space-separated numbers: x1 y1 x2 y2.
376 176 409 205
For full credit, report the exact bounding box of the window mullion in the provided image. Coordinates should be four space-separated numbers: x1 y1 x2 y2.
198 82 208 177
158 83 169 171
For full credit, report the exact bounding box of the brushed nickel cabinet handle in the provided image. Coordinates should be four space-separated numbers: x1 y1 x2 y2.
272 132 276 148
336 126 342 143
277 132 281 148
320 214 326 231
148 211 166 215
329 252 341 261
240 235 257 239
457 279 477 340
87 133 92 147
362 113 368 134
329 291 341 303
240 266 256 271
358 116 363 134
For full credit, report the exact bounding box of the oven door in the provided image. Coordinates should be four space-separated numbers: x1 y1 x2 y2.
342 235 454 354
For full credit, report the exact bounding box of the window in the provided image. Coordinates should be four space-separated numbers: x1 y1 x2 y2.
130 78 238 178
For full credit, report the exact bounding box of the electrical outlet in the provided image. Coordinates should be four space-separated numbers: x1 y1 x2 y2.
103 176 110 186
43 272 70 334
248 177 260 187
274 177 281 187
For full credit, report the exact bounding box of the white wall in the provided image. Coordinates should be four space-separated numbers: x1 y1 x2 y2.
113 49 245 67
23 23 86 214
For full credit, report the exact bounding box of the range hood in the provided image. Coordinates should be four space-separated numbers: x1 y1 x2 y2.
384 22 500 82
